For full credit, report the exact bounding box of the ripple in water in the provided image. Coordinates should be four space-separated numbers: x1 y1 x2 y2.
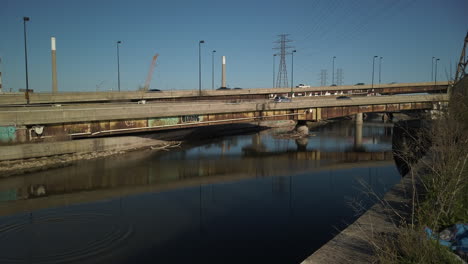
0 211 133 264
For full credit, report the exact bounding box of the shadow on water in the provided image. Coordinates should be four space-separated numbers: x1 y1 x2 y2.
0 120 402 264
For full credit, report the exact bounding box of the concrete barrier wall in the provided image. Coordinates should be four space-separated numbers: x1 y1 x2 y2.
0 136 165 161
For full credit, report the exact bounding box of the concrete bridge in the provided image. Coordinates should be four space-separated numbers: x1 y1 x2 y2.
0 94 447 144
0 81 448 105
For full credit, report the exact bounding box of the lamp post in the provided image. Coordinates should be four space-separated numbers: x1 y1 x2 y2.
273 54 277 88
431 56 435 81
291 50 296 94
211 50 216 90
116 41 121 92
379 57 383 87
332 56 336 85
371 55 378 90
434 58 440 87
198 40 205 96
23 17 30 104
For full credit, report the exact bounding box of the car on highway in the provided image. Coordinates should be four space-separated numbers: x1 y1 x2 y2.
336 95 351 100
354 83 365 86
296 84 311 88
274 96 291 102
216 87 230 90
147 88 161 92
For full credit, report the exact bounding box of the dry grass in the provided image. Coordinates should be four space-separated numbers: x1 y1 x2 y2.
368 91 468 263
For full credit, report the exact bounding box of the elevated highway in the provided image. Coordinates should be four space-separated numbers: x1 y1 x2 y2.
0 94 447 144
0 81 448 105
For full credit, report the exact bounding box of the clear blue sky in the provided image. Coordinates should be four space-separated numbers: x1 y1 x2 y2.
1 0 467 92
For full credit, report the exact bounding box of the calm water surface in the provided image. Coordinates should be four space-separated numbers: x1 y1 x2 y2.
0 121 400 264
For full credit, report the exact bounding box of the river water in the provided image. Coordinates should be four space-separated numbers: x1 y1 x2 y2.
0 120 400 264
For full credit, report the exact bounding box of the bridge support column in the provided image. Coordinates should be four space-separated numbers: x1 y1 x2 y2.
296 121 309 136
354 113 363 150
355 113 363 124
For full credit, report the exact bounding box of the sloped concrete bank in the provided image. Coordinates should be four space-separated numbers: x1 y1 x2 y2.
300 173 414 263
301 119 428 263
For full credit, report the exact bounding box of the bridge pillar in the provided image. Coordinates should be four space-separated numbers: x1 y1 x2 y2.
295 137 308 151
354 114 363 149
296 124 309 136
355 113 363 124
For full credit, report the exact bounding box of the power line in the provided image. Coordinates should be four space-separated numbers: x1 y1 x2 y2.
320 69 328 86
273 34 294 88
336 68 344 85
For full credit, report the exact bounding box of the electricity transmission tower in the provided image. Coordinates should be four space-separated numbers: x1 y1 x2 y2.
336 68 344 85
273 34 293 88
320 69 328 86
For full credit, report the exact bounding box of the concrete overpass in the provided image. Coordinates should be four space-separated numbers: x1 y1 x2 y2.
0 81 448 105
0 94 447 144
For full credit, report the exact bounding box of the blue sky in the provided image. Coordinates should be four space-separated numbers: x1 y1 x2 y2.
1 0 467 92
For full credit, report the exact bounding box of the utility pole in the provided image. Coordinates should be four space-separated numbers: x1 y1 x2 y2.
23 17 30 104
379 57 383 87
117 41 122 92
291 50 296 93
332 56 336 85
435 58 440 87
273 34 293 88
198 40 205 96
371 56 378 90
211 50 216 90
431 56 435 81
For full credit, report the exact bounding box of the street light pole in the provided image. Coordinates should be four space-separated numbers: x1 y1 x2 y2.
117 41 121 92
199 40 205 96
291 50 296 94
332 56 336 85
434 58 440 87
273 54 277 88
379 57 383 87
23 17 30 104
212 50 216 90
371 55 378 90
431 56 435 81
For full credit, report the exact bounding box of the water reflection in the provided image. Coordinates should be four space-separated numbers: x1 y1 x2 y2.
0 120 400 264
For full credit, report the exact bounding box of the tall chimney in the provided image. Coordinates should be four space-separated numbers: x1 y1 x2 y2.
51 37 58 93
221 56 226 88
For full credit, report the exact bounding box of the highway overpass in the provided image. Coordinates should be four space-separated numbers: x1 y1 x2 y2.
0 81 448 105
0 94 447 145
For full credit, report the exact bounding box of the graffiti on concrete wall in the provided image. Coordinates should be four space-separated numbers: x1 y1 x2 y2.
181 115 201 123
0 126 16 143
148 117 180 127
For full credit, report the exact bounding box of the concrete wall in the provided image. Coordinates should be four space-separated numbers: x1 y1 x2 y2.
0 136 166 161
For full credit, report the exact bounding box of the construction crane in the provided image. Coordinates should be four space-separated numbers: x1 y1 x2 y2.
144 54 159 91
455 31 468 83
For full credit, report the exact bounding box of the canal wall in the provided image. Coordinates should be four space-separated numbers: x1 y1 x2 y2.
300 173 414 263
301 119 427 263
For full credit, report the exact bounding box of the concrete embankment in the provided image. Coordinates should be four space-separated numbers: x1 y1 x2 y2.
0 136 178 177
301 119 427 263
300 174 413 263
